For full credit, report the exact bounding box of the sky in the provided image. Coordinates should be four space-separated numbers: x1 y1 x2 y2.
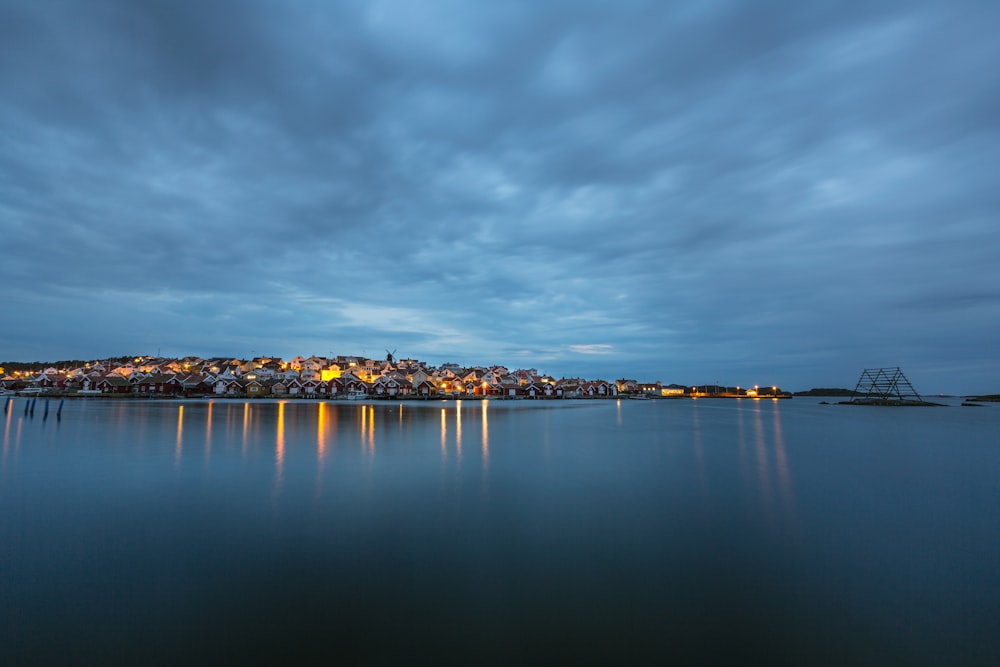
1 0 998 393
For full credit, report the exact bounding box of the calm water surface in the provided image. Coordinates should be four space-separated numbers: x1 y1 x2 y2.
2 397 998 664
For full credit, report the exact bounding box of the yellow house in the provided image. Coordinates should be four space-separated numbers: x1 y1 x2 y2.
321 365 342 382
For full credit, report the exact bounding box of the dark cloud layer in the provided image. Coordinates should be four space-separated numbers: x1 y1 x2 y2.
2 0 998 392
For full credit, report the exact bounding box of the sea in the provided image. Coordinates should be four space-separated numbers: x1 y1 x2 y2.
2 396 998 665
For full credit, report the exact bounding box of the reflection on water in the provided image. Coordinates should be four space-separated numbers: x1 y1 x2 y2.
274 402 286 497
175 405 183 466
2 397 999 665
455 400 462 462
692 399 705 488
773 401 794 515
242 403 250 457
481 400 489 474
752 401 773 518
205 401 213 461
317 401 328 464
144 401 499 477
2 403 12 464
731 398 796 529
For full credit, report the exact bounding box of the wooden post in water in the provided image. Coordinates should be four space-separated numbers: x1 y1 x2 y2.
57 399 64 420
3 397 9 414
43 399 50 419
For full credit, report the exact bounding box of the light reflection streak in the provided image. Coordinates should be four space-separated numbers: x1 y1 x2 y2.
483 400 490 475
274 402 285 498
440 408 447 460
224 403 235 443
3 402 12 465
317 401 328 464
455 401 463 463
692 401 705 489
175 405 184 466
360 405 368 454
736 399 749 486
316 402 328 501
205 401 213 461
616 399 622 426
368 406 375 454
773 403 794 515
242 403 250 457
753 403 774 518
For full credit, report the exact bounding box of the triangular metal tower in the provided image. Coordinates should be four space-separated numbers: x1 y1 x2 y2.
850 367 923 404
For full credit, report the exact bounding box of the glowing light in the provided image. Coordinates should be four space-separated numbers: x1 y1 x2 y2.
242 403 250 456
276 402 286 467
274 402 286 497
481 400 489 472
368 406 375 453
317 401 327 462
175 405 184 465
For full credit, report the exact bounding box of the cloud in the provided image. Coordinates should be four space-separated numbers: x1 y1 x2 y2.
569 345 614 355
1 0 999 392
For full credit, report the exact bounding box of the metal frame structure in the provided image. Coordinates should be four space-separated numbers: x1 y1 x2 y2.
850 367 923 403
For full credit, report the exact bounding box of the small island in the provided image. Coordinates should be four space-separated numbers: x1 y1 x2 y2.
1 353 792 401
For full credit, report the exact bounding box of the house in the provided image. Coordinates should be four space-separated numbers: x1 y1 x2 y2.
524 382 547 399
409 369 433 388
332 377 369 397
245 379 267 397
96 376 132 394
176 373 209 395
413 380 436 397
373 376 404 397
616 379 639 395
134 374 180 395
499 382 523 398
638 382 662 396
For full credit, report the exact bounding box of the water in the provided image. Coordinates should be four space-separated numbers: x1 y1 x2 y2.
2 397 998 665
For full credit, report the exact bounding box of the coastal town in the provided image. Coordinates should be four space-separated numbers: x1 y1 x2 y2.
0 353 790 400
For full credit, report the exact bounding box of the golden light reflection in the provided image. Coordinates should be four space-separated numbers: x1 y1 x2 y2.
317 401 328 463
368 405 375 454
274 402 286 496
360 402 366 445
175 405 184 466
616 399 622 426
315 402 328 502
242 403 250 457
481 400 489 473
